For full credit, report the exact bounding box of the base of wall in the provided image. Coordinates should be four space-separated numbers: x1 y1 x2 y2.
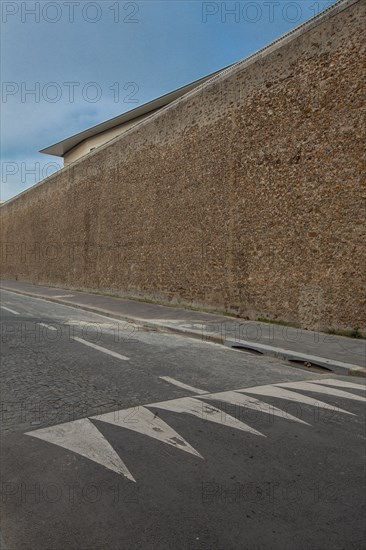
2 276 364 338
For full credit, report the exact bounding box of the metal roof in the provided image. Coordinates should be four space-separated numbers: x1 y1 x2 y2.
39 67 232 158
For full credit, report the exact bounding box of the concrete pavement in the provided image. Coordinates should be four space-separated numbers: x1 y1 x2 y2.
1 279 365 375
0 289 365 549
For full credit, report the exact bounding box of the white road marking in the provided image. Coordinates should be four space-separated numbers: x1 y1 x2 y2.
26 377 361 479
151 397 265 437
93 406 202 458
307 378 366 391
0 305 19 315
277 381 366 402
38 322 57 331
237 385 355 415
53 294 75 298
71 336 129 361
203 391 309 425
26 418 135 481
159 376 207 394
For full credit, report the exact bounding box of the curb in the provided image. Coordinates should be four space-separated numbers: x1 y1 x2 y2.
1 285 365 377
0 285 167 332
1 285 225 343
224 338 366 377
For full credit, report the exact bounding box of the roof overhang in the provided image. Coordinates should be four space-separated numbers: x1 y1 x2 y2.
39 67 231 158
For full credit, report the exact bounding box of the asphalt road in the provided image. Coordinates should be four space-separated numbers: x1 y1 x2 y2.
0 290 365 550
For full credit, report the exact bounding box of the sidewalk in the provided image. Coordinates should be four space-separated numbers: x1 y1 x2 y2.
1 279 365 376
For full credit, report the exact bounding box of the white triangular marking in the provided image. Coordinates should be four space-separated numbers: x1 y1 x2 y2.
276 381 366 402
151 397 265 437
203 391 309 425
26 418 135 481
307 379 366 391
93 406 203 458
236 385 355 415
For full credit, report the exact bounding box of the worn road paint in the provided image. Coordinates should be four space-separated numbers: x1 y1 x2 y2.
0 305 19 315
93 406 203 458
71 336 130 361
277 381 366 402
307 378 366 391
151 397 265 437
26 378 363 479
237 385 355 415
203 391 309 425
26 418 135 481
38 322 57 331
159 376 207 394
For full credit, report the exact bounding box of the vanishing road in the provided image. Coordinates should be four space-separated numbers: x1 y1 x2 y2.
0 289 365 550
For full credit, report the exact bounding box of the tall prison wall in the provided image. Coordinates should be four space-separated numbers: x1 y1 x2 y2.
1 0 365 331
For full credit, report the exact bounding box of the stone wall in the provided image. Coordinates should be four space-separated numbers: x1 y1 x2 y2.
1 0 365 331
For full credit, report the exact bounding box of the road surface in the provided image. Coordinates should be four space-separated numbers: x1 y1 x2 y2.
1 289 365 550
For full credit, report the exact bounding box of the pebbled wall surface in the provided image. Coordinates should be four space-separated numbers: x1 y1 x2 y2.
1 0 365 331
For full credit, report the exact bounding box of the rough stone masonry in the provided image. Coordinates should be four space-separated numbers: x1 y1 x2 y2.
1 0 365 332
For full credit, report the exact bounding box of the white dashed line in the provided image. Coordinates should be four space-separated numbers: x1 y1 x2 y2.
0 290 136 325
38 323 57 331
0 305 20 315
159 376 207 394
71 336 130 361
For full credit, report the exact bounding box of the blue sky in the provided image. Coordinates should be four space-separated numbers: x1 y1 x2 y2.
1 0 336 201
